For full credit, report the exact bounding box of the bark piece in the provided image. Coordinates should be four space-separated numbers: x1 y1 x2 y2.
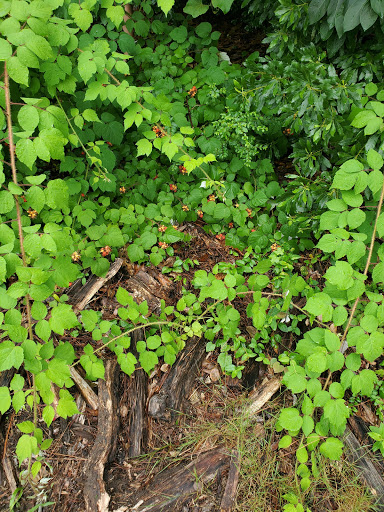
245 377 282 419
0 432 17 493
130 447 230 512
148 336 207 421
125 270 174 314
68 258 123 311
83 360 120 512
70 367 98 410
220 449 241 512
127 328 148 457
344 426 384 509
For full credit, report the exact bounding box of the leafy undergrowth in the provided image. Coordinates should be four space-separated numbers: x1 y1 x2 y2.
2 0 384 510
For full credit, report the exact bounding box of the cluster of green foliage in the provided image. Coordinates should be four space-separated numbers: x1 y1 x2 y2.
1 0 384 510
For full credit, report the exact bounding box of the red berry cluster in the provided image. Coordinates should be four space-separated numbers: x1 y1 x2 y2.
188 86 197 97
179 165 188 174
152 126 165 138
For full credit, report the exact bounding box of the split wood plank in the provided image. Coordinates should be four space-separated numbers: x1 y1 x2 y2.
70 367 98 410
220 449 241 512
148 335 207 421
344 426 384 510
130 447 230 512
68 258 123 311
83 360 120 512
245 376 282 419
127 328 148 457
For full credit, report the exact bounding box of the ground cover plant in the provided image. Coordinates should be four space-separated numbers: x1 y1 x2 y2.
1 0 384 509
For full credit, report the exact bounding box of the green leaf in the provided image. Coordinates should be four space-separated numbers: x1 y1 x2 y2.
157 0 175 15
324 261 354 290
16 434 38 465
356 331 384 361
338 159 364 173
306 352 327 374
0 341 24 371
346 353 361 371
0 39 12 59
26 185 45 212
296 444 308 463
56 389 79 419
12 390 25 413
49 304 78 336
278 435 292 449
0 190 14 213
0 386 11 414
26 34 54 60
183 0 209 17
347 241 366 265
68 3 93 31
82 109 100 122
324 398 350 428
347 208 366 229
329 382 345 399
368 101 384 117
7 56 29 86
308 0 330 24
106 5 124 26
365 83 378 96
320 437 343 460
302 415 315 436
279 408 303 432
170 26 188 43
139 350 158 374
77 50 97 84
137 138 153 157
16 139 37 169
324 330 340 352
46 358 71 387
212 0 234 13
305 293 333 322
127 243 145 262
367 148 383 171
45 179 69 209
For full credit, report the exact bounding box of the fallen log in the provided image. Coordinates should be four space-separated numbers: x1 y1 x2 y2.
148 335 207 421
83 360 120 512
344 426 384 510
130 447 230 512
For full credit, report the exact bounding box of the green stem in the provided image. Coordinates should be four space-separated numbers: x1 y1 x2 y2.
71 320 186 367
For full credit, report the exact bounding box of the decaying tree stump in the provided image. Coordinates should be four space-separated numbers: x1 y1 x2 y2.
130 447 230 512
83 360 120 512
148 335 207 421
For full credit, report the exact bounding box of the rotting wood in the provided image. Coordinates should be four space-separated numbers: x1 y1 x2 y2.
344 426 384 510
130 447 230 512
83 360 120 512
124 270 174 315
0 432 17 493
70 367 99 410
245 376 282 419
68 258 123 311
148 335 207 421
127 328 148 457
220 449 241 512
